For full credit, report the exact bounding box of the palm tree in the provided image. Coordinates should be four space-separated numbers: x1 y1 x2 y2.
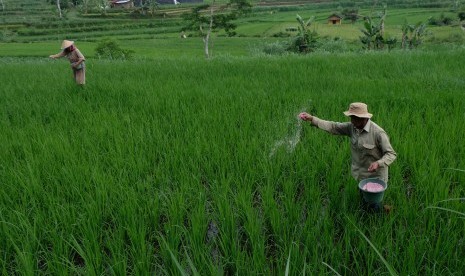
294 14 318 53
360 17 381 50
359 7 396 51
401 21 427 49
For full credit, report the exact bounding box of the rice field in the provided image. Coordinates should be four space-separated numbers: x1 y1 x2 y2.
0 49 464 275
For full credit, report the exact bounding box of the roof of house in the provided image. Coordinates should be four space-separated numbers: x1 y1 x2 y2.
112 0 132 4
327 14 342 19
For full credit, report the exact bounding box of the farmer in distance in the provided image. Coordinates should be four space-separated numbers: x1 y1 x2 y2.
299 102 397 212
49 40 86 85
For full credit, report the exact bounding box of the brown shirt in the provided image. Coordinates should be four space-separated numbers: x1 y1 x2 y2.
56 48 85 68
68 48 85 62
311 117 397 182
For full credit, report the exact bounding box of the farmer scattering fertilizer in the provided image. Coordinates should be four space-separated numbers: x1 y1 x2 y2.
49 40 86 85
299 102 397 213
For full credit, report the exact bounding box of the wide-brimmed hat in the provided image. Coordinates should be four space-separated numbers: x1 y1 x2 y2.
61 40 74 49
343 102 373 118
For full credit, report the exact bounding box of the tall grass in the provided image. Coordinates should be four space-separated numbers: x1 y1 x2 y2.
0 50 464 274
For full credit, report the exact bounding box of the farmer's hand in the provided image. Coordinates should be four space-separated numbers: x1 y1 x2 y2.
368 161 379 172
49 55 56 59
299 112 313 121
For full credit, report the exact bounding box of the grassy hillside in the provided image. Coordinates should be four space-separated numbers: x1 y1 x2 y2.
1 5 464 59
1 0 462 46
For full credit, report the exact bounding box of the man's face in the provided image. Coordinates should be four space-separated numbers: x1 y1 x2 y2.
350 116 368 129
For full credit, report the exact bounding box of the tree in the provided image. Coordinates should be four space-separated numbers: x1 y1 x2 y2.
359 17 383 50
78 0 93 14
57 0 62 18
50 0 71 18
359 7 396 50
401 21 427 49
133 0 158 16
143 0 159 16
289 14 318 53
182 0 252 59
342 8 359 23
1 0 5 12
97 0 110 15
452 0 462 12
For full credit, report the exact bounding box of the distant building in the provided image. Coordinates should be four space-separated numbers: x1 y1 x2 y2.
328 14 342 25
132 0 202 6
156 0 203 4
110 0 134 9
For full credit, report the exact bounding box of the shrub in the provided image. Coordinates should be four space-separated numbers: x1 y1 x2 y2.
428 13 454 26
95 38 134 60
316 38 350 53
262 41 289 55
272 31 291 38
342 8 359 23
458 11 465 21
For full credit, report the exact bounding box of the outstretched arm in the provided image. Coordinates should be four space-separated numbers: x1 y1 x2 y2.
49 51 65 59
299 112 351 136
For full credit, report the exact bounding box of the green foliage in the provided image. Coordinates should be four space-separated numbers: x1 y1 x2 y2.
133 0 159 17
261 41 288 55
182 4 209 35
457 11 465 21
288 14 319 53
0 1 463 50
359 9 397 51
341 8 359 23
359 17 384 50
181 0 252 57
272 31 291 38
0 29 16 42
94 0 110 16
428 13 454 25
316 37 350 53
182 0 252 37
94 38 134 59
50 0 71 9
401 21 428 49
76 0 93 14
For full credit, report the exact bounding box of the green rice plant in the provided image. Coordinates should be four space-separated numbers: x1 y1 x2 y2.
284 247 291 276
347 217 398 276
1 49 465 274
322 261 342 276
426 166 465 218
426 204 465 217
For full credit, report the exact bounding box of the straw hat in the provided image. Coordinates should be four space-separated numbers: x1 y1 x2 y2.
343 102 373 118
61 40 74 49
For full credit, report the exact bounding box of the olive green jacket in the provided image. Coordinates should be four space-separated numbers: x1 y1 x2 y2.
311 117 397 183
